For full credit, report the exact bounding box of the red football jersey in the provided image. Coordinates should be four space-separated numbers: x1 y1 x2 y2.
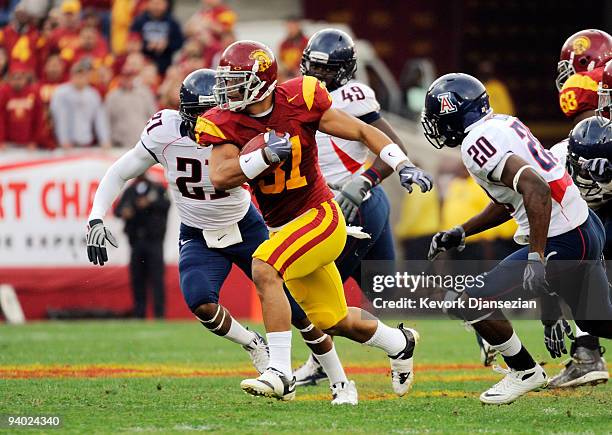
195 75 334 227
558 67 603 119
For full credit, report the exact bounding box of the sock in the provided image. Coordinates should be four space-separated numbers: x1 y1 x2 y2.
364 321 406 356
224 317 257 347
315 345 348 386
490 331 522 357
267 331 292 378
490 332 535 371
503 346 537 371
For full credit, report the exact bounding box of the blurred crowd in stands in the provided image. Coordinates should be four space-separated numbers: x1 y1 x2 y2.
0 0 310 150
0 0 517 257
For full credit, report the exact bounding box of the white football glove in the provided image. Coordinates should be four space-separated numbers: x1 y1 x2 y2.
86 219 118 266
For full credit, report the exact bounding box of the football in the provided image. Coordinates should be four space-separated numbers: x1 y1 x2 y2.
240 132 283 176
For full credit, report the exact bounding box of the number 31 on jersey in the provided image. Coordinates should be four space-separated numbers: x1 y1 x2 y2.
259 135 307 194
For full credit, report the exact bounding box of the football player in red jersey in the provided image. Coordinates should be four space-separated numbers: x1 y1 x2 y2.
196 40 433 400
556 29 612 122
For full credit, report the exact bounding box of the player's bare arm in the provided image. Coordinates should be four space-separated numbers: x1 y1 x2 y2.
319 108 433 193
499 154 552 258
208 142 246 190
461 202 512 237
367 117 409 179
209 132 292 191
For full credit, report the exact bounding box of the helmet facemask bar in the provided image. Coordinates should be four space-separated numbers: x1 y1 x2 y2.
567 151 603 199
301 51 356 91
179 96 216 124
213 64 276 112
556 55 576 91
421 111 447 149
596 86 612 126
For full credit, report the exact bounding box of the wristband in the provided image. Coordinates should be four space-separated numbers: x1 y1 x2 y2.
239 149 270 180
380 143 410 171
361 167 382 186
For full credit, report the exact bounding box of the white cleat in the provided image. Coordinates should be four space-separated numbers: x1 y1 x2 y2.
330 380 358 405
240 367 296 401
294 354 328 386
243 331 269 374
480 364 548 405
389 323 419 396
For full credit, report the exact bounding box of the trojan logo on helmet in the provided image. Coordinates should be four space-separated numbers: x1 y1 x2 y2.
556 29 612 91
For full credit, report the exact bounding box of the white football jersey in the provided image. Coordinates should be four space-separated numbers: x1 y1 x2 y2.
461 114 588 244
550 139 612 209
316 80 381 189
141 109 250 230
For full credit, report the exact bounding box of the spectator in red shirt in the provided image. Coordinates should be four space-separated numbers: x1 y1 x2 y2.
0 63 42 150
48 0 83 54
64 25 112 70
185 0 236 45
278 16 308 79
0 4 41 75
38 54 67 150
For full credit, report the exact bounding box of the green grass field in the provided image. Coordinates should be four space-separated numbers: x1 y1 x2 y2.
1 319 610 434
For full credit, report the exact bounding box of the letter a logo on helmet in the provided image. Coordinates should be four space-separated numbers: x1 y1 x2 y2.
438 92 457 114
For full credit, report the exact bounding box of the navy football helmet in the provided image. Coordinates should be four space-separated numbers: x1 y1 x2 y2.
421 73 491 148
567 116 612 198
301 28 357 91
179 68 216 128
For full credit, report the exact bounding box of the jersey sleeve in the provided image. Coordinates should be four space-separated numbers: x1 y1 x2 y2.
292 75 333 123
461 123 514 182
139 109 182 162
334 82 381 122
558 73 599 119
194 109 236 147
549 140 568 168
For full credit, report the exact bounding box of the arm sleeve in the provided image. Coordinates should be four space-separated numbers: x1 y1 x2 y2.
88 143 157 221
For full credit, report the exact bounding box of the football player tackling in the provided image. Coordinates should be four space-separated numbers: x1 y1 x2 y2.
196 40 433 400
423 73 612 404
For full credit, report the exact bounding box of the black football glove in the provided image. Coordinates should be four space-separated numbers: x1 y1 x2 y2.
263 130 292 164
583 158 612 184
523 252 551 297
427 226 466 260
335 176 373 223
86 219 118 266
543 318 575 359
398 163 433 193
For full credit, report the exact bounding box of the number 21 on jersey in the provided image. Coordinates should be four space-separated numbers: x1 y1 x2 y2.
259 135 307 194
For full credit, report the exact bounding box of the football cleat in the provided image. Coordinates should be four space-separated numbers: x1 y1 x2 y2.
330 380 358 405
389 323 419 396
243 330 269 374
240 367 296 401
294 354 328 386
480 364 548 405
548 345 609 388
476 333 499 366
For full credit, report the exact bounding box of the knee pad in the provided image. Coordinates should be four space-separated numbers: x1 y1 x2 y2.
179 268 219 310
